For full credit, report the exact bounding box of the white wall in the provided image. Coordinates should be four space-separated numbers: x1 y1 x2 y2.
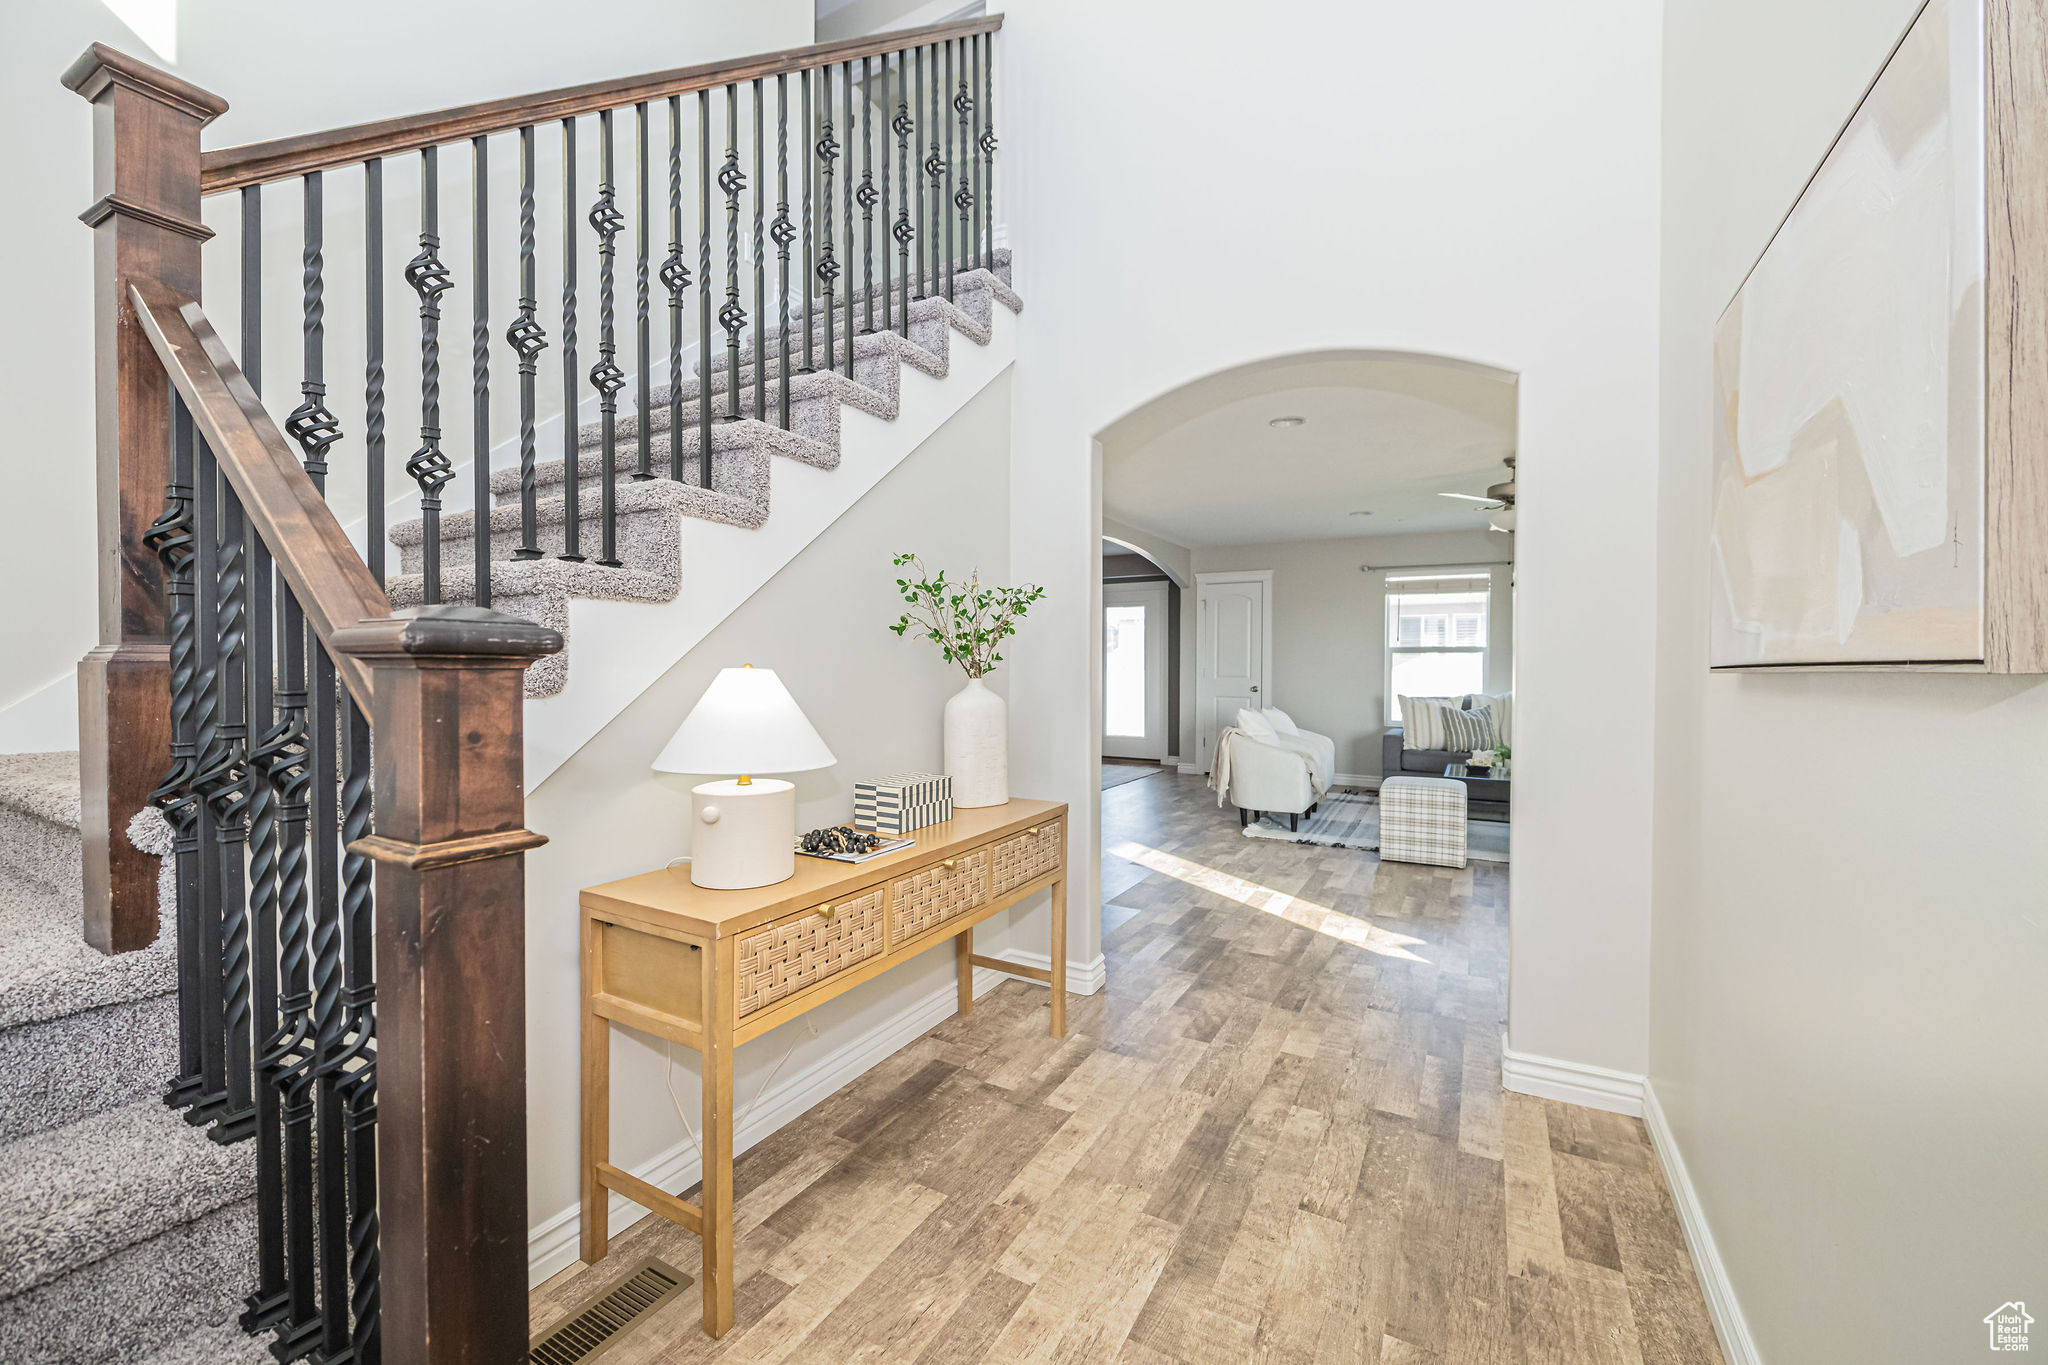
520 376 1052 1270
1189 531 1511 778
0 0 811 720
1002 0 1662 1076
1654 1 2048 1359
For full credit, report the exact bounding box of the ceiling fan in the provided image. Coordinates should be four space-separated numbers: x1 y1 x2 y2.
1438 455 1517 531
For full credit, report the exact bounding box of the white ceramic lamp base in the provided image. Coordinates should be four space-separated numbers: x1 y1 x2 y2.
689 778 796 889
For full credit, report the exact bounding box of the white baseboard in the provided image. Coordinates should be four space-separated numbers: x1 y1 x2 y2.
528 945 1105 1285
1334 772 1382 789
1500 1042 1645 1117
1643 1082 1761 1365
0 673 79 754
1175 763 1204 777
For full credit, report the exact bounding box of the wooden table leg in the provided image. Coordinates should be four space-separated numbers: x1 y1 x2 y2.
580 913 609 1264
1050 875 1067 1038
701 936 736 1337
955 926 974 1015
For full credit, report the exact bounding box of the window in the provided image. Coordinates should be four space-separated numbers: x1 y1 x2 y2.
1385 574 1491 723
1103 603 1149 737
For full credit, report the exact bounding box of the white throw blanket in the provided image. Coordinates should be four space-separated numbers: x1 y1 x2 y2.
1207 726 1334 808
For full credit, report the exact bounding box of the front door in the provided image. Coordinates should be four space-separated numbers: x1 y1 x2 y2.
1103 581 1170 760
1195 573 1268 773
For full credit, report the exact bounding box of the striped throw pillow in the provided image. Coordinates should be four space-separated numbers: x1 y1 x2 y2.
1440 702 1499 754
1464 691 1512 745
1398 696 1461 749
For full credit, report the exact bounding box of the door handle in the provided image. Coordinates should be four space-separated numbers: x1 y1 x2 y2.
1251 685 1259 693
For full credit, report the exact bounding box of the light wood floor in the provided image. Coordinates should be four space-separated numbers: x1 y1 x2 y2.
534 773 1725 1364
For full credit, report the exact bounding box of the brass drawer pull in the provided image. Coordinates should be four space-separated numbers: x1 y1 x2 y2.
942 859 957 870
817 903 836 922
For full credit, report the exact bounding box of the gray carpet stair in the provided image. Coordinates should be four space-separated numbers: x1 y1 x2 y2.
386 257 1020 698
0 753 261 1363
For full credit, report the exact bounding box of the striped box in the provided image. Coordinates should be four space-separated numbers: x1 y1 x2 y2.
852 772 954 835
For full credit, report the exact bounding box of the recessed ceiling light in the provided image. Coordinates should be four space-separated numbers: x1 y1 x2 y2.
1268 416 1306 428
1349 510 1373 517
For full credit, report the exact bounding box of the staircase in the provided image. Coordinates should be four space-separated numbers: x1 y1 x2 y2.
0 755 266 1363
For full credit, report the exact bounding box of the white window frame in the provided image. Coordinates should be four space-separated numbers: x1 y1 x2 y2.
1382 571 1493 726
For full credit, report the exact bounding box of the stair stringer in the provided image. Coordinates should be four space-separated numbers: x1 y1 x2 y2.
524 302 1017 789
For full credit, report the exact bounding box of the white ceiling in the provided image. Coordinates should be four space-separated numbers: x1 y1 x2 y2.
1099 353 1517 548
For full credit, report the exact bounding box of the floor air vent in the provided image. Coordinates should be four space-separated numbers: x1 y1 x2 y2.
529 1258 693 1364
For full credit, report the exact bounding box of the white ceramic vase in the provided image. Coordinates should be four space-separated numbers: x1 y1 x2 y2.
944 676 1008 808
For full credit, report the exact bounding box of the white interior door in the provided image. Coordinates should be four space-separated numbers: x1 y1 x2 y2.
1195 573 1269 773
1102 581 1170 760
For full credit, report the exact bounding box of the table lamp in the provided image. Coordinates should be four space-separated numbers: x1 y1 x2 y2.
652 665 836 889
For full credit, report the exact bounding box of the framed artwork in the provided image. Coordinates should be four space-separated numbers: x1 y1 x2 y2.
1709 0 2048 671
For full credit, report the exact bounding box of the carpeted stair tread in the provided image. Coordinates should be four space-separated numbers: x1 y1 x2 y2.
135 1315 276 1365
0 993 179 1144
0 765 175 1031
0 1096 254 1300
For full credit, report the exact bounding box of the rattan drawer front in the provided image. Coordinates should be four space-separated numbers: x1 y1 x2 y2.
889 849 988 945
735 889 886 1018
992 822 1062 897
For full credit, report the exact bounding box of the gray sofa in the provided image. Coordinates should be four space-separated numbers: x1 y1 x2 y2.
1382 722 1509 820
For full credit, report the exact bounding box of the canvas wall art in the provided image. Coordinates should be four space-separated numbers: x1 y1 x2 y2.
1710 0 1987 667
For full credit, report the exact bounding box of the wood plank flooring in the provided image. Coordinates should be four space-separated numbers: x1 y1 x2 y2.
533 772 1725 1364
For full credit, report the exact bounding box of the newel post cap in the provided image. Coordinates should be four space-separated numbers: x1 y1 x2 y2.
61 43 229 123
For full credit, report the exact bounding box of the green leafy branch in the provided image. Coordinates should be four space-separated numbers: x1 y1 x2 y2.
888 553 1046 680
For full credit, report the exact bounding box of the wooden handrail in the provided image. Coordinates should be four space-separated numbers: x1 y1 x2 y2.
199 13 1004 194
127 279 389 710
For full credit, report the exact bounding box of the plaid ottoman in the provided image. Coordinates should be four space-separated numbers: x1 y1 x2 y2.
1379 776 1468 868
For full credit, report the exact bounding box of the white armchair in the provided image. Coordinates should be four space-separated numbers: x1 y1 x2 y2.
1211 709 1336 830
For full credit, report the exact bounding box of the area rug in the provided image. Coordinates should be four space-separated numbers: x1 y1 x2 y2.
1102 762 1168 791
1242 788 1509 863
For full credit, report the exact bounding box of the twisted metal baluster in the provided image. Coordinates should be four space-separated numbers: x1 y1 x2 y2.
208 467 255 1146
817 80 839 383
308 637 349 1362
511 125 548 559
184 436 228 1128
970 34 983 273
147 399 203 1113
365 160 387 586
471 134 493 606
914 45 927 301
858 55 876 335
841 61 855 375
337 696 378 1365
772 73 794 429
719 84 746 421
634 102 653 482
697 90 713 484
560 119 585 561
285 174 342 486
664 96 689 481
404 148 455 600
954 42 973 298
752 77 766 424
894 57 913 336
879 55 891 333
942 40 955 300
590 109 627 566
980 35 997 271
801 68 815 374
927 44 944 301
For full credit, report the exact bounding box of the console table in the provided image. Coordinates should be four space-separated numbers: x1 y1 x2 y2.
577 798 1069 1337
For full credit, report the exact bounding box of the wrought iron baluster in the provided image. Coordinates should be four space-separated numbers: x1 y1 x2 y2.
365 160 386 586
308 637 349 1361
185 433 227 1128
590 108 626 567
817 76 839 383
841 61 855 375
147 398 202 1114
260 571 318 1355
698 89 713 484
720 83 746 422
772 73 793 428
560 120 584 561
338 694 378 1365
404 148 455 600
970 34 983 273
510 125 548 558
664 96 688 480
801 68 815 374
927 44 943 301
982 35 998 272
753 77 766 424
943 39 955 300
287 173 343 492
634 101 653 482
472 133 492 606
208 457 254 1146
859 55 876 335
879 55 891 334
955 41 973 298
914 45 927 301
894 54 913 335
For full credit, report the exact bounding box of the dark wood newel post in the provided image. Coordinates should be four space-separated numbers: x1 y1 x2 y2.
63 44 229 953
334 606 562 1365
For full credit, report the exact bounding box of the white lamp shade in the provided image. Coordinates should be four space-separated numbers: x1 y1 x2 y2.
652 666 837 776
